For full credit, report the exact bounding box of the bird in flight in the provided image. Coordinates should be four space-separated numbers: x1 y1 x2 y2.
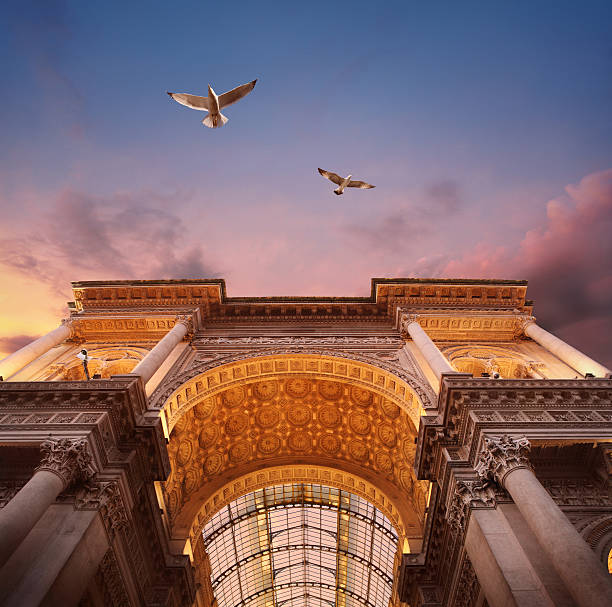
317 168 375 195
167 79 257 128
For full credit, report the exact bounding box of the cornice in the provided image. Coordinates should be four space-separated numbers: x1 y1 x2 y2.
68 277 531 319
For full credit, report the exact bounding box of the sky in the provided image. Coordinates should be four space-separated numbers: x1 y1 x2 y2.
1 0 611 366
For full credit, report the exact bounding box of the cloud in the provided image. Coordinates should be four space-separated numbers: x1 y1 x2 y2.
439 168 612 366
339 179 463 253
0 187 219 295
0 335 40 357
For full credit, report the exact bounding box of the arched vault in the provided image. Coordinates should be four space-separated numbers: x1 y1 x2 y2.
160 357 430 553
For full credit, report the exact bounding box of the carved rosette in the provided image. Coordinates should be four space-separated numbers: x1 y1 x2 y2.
475 435 532 487
446 479 497 532
36 437 96 489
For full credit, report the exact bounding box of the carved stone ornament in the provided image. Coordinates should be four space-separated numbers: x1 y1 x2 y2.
475 434 532 487
74 481 128 538
399 312 420 338
176 314 195 337
515 315 536 337
36 437 97 489
446 479 497 531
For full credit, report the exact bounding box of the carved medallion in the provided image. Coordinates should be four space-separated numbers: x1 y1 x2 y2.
318 404 341 428
204 452 223 475
172 414 188 435
402 439 416 463
255 406 280 428
229 442 250 463
198 425 219 449
288 432 311 452
183 469 198 494
375 451 393 473
253 380 279 401
287 404 312 427
194 397 215 420
225 413 249 436
381 399 401 419
349 440 369 462
319 434 341 455
176 440 193 466
258 434 281 455
399 468 414 492
222 386 246 408
318 381 343 401
167 490 178 516
350 386 373 407
348 412 371 435
285 378 311 398
377 424 397 448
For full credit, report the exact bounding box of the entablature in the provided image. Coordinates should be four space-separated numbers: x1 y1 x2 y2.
415 377 612 481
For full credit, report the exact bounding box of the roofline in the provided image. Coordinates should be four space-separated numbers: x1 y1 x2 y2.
70 277 528 305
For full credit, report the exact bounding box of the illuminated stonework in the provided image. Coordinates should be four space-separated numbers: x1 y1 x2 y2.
0 277 610 607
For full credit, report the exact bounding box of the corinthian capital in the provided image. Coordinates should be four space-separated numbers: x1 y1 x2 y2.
475 435 532 487
447 479 497 531
516 315 536 336
399 312 420 337
176 314 194 335
36 437 96 489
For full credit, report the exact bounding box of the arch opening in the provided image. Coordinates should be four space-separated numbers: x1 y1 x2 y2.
201 483 400 607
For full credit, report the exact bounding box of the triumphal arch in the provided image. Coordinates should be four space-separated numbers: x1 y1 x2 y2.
0 277 611 607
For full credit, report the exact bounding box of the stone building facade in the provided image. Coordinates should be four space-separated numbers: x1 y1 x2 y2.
0 277 610 607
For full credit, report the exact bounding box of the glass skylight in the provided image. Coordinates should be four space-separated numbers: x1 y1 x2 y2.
202 484 398 607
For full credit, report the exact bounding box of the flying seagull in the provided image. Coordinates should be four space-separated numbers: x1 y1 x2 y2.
317 168 375 195
167 79 257 128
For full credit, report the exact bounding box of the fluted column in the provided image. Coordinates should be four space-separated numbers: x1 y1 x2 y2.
130 315 193 385
400 313 455 379
0 437 95 569
0 320 73 380
475 435 612 607
521 317 611 378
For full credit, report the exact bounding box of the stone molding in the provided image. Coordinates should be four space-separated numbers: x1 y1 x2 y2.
475 435 532 486
193 335 405 347
35 437 97 489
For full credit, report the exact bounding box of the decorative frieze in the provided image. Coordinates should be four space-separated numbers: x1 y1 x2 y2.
36 437 97 489
193 335 405 347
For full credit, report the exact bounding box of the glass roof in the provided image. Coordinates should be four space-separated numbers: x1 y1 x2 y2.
202 484 398 607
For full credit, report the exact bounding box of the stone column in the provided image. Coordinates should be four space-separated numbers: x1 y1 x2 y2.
521 317 611 378
475 435 612 607
400 314 455 379
0 320 73 380
130 315 193 386
0 437 95 569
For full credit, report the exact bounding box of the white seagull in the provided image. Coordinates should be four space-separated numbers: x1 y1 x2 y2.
318 168 375 195
167 79 257 128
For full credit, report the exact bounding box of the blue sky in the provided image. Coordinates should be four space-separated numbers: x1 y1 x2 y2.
1 0 611 364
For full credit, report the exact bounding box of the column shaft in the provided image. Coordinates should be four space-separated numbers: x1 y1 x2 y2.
406 321 455 379
130 319 189 385
0 323 72 380
524 322 611 378
503 467 612 607
0 470 64 568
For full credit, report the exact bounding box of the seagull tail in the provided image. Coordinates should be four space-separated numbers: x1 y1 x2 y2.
202 112 229 129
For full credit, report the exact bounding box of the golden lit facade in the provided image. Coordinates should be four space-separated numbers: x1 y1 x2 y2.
0 278 610 607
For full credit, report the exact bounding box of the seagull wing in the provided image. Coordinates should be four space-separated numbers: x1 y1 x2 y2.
318 168 343 185
218 79 257 109
167 92 209 111
347 180 375 189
